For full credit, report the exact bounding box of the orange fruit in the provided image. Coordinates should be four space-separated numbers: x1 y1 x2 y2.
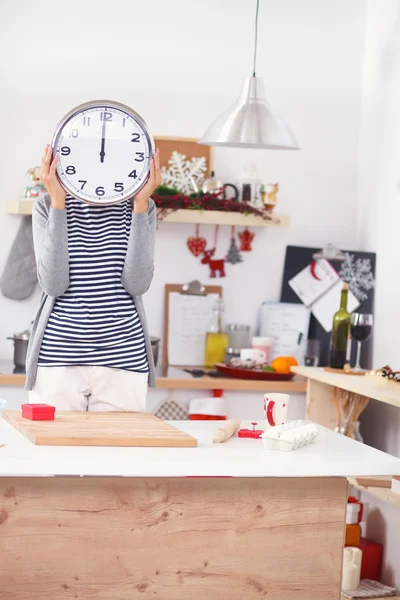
285 356 298 367
271 357 292 375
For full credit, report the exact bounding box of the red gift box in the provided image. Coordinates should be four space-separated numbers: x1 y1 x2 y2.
360 538 383 581
21 403 56 421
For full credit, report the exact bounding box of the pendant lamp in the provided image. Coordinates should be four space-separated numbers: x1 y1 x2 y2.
198 0 299 150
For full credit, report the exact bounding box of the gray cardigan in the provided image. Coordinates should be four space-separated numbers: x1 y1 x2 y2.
25 193 156 391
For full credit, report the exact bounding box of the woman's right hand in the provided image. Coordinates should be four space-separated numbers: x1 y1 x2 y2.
40 144 66 209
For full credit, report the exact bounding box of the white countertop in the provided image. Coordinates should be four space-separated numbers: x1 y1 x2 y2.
1 419 400 478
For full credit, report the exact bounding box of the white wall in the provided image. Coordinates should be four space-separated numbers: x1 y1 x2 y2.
0 0 366 360
356 0 400 588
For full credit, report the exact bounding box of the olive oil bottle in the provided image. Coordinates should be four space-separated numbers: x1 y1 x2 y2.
205 299 229 367
329 283 351 369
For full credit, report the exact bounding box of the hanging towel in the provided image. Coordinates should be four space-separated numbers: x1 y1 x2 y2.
0 216 37 300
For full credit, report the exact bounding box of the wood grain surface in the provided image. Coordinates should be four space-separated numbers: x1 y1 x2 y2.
0 476 347 600
2 410 197 447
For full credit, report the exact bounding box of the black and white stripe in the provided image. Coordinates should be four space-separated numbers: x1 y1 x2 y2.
38 196 149 372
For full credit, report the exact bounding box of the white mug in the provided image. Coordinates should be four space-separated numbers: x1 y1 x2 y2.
240 348 266 363
264 394 290 429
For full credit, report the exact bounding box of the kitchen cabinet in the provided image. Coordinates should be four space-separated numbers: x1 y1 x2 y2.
1 418 400 599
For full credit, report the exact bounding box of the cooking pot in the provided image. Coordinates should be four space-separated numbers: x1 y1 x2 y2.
7 329 30 369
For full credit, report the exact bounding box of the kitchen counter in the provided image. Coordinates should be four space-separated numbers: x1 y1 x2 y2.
0 360 307 392
2 419 398 599
292 366 400 432
1 418 399 478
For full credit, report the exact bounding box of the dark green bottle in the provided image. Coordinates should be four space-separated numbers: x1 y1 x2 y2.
329 283 351 369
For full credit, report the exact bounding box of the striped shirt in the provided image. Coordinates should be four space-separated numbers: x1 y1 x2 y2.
38 196 149 373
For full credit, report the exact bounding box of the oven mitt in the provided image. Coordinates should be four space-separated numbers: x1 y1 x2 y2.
0 216 37 300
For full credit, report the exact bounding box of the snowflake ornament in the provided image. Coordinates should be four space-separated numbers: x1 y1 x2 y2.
161 151 207 195
339 253 375 302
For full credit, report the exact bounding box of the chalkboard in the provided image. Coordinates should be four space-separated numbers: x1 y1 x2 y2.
280 246 376 368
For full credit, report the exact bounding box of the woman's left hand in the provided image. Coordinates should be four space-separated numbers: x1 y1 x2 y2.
134 148 162 213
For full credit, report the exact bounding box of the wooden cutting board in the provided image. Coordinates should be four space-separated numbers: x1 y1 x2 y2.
3 410 197 447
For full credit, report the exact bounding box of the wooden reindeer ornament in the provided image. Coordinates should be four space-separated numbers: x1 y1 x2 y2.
201 226 225 278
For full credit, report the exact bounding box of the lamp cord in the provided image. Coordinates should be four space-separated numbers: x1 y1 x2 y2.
252 0 260 77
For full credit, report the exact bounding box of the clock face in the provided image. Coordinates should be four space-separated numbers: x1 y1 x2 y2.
51 100 154 205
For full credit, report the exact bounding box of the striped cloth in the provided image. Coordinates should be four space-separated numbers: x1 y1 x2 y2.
38 196 148 373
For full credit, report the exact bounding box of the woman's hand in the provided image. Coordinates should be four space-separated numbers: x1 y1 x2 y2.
40 145 66 210
134 148 162 213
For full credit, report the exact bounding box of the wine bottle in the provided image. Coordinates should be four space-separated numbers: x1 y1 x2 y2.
329 283 351 369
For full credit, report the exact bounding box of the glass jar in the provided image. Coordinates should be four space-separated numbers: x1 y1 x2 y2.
225 324 251 351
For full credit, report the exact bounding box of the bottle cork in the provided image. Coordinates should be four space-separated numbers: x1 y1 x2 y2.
342 282 349 291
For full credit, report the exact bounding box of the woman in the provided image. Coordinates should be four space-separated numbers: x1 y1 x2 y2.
25 144 161 412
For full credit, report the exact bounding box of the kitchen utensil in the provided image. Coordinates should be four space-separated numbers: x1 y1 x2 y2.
3 411 197 447
183 369 224 378
240 348 266 363
264 393 290 428
252 336 272 364
225 324 251 350
238 421 264 439
213 419 241 443
214 363 295 381
7 328 30 368
150 336 160 367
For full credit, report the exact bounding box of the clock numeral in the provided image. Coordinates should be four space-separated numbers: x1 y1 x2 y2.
60 146 71 156
134 152 145 162
78 180 87 190
100 111 112 122
83 116 91 126
71 129 79 138
122 118 126 127
128 169 137 178
95 186 105 196
66 165 76 175
131 133 140 142
114 182 124 192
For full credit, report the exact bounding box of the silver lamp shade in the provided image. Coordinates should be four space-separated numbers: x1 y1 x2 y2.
198 76 299 150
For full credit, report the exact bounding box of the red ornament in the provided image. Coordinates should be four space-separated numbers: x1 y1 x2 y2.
201 225 225 278
238 228 255 252
201 249 225 278
187 225 207 257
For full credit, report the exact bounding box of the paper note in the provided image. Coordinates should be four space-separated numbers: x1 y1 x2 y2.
258 303 311 362
168 292 219 366
288 260 359 332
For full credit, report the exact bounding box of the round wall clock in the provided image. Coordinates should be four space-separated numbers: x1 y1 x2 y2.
51 100 155 205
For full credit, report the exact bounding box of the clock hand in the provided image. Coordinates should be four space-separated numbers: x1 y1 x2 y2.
100 114 106 163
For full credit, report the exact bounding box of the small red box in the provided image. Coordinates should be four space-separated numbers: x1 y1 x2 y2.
21 403 56 421
360 538 383 581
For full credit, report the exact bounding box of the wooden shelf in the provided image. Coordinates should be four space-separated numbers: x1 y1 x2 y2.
0 364 307 393
292 366 400 408
160 209 289 228
7 199 289 228
348 476 400 509
7 199 34 215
